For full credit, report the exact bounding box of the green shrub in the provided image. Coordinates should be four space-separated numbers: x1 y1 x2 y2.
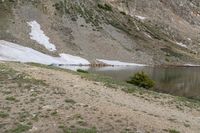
63 127 97 133
127 71 155 89
77 69 89 73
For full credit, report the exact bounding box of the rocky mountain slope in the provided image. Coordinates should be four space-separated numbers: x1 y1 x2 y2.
1 0 200 65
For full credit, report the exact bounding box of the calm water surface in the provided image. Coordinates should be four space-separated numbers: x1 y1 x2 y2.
87 66 200 100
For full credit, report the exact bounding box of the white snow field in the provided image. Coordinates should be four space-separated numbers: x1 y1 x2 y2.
97 59 146 66
0 40 90 66
27 21 56 51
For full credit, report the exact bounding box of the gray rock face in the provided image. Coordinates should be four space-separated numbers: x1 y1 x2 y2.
1 0 200 65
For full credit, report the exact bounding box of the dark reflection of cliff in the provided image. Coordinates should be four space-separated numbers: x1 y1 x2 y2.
150 67 200 99
89 66 200 100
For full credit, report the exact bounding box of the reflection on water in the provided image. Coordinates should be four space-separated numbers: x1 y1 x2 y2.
88 66 200 100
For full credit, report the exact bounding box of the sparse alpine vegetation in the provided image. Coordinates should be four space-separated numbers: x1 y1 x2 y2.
77 69 89 73
97 3 112 11
0 62 200 133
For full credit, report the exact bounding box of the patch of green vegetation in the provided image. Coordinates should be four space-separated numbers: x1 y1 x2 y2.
77 69 89 73
165 58 170 62
6 124 32 133
0 111 9 118
0 0 13 31
0 63 46 87
53 0 67 15
97 3 112 11
32 115 39 122
168 129 180 133
6 96 17 102
51 111 58 116
161 48 183 58
73 114 83 120
184 123 190 127
16 73 47 86
79 72 136 90
175 96 200 109
18 111 30 122
108 20 131 35
53 2 62 11
77 120 88 126
65 99 76 104
127 72 155 89
53 0 101 27
63 127 97 133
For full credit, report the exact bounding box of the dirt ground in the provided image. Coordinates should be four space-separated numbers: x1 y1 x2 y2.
0 62 200 133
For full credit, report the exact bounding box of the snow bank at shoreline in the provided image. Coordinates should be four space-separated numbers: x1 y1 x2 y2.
0 40 90 66
97 59 146 66
184 64 200 67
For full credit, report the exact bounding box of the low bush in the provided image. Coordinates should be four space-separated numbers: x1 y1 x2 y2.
97 3 112 11
77 69 89 73
127 71 155 89
0 111 9 118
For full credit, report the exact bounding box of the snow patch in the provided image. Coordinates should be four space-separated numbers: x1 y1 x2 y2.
144 32 152 39
93 66 144 71
60 53 90 65
135 15 146 20
27 21 56 51
184 64 200 67
97 59 146 66
176 42 187 48
0 40 90 67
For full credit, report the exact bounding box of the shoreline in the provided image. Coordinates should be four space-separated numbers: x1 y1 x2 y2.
0 61 200 133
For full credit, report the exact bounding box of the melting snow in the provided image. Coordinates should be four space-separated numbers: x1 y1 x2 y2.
97 59 146 66
144 32 152 39
135 15 146 20
27 21 56 51
60 53 90 65
0 40 90 66
184 64 200 67
176 42 187 48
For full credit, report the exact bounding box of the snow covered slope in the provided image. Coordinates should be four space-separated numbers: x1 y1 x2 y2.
0 40 89 65
27 21 56 51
